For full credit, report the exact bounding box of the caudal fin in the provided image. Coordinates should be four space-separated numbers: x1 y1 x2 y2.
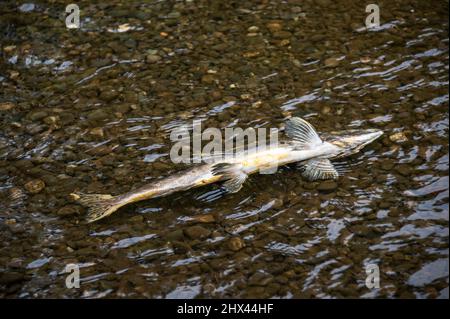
70 193 123 223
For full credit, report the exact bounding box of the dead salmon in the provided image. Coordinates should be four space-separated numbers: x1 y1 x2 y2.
72 117 383 222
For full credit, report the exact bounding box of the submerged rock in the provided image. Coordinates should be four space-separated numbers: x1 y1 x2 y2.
89 127 104 138
227 237 245 251
0 272 27 285
324 57 340 68
389 132 408 143
87 109 109 121
266 22 283 32
184 225 211 240
146 54 161 64
317 180 338 192
191 214 215 223
57 205 83 216
99 89 119 102
0 102 15 111
24 179 45 194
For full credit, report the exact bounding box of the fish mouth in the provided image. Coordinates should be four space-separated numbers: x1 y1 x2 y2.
325 129 384 157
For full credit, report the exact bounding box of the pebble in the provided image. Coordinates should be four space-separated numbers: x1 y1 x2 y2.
27 110 48 121
184 225 211 240
248 272 273 286
272 198 284 209
99 89 119 102
272 31 292 39
167 11 181 19
24 180 45 194
5 219 16 225
395 165 412 176
227 237 245 251
389 132 408 143
0 102 15 111
3 45 16 53
321 105 332 115
247 26 259 32
146 54 161 64
201 74 215 84
317 180 338 192
324 57 340 68
166 229 184 241
87 109 108 121
129 215 144 223
380 160 395 171
0 272 26 285
191 214 215 223
292 59 302 68
242 51 260 58
7 258 23 268
266 22 283 32
9 187 25 202
43 116 59 125
89 127 104 138
57 205 82 216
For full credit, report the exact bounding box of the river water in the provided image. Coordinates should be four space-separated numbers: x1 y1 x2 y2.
0 0 448 298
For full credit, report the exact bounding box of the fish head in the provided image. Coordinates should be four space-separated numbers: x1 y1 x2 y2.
324 128 384 158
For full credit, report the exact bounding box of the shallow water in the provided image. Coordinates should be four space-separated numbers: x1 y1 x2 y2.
0 0 448 298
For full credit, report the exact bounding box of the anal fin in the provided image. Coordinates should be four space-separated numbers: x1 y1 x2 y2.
298 158 339 181
211 163 248 193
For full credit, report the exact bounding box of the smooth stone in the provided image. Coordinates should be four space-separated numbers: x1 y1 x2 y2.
166 229 184 241
380 160 395 171
272 198 284 209
57 205 82 216
272 31 292 39
266 22 283 32
87 109 109 121
0 102 15 111
227 237 245 251
0 272 26 285
201 74 215 84
99 89 119 102
146 54 161 64
324 57 340 68
89 127 104 138
191 214 215 223
317 180 338 192
247 26 259 32
24 179 45 194
27 110 48 121
395 165 412 176
184 225 211 240
248 272 273 286
389 132 408 143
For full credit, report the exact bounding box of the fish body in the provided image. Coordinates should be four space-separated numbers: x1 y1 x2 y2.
73 117 383 222
124 142 337 200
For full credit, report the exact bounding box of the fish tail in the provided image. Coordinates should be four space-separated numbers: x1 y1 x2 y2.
70 193 124 223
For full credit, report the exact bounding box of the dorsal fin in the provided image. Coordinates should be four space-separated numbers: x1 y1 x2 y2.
285 117 322 149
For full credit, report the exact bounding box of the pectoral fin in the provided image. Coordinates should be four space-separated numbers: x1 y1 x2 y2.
298 158 339 181
211 163 248 193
